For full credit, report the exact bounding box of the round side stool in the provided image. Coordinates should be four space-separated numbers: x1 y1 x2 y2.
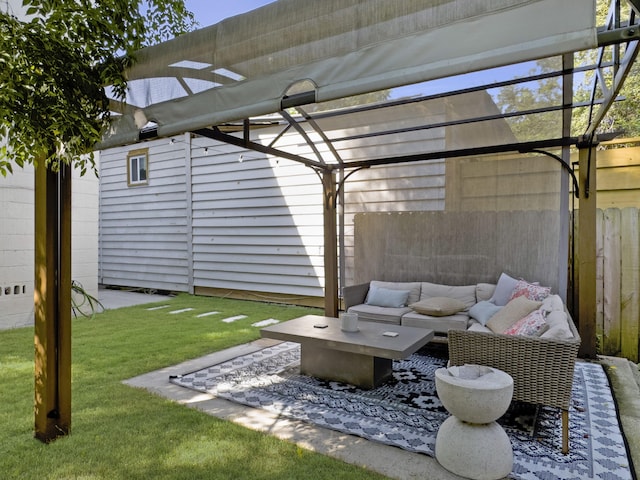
435 364 514 480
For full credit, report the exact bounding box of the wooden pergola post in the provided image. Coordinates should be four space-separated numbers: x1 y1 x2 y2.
577 139 597 359
322 169 339 317
34 161 72 442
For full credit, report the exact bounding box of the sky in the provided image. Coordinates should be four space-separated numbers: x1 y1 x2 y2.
185 0 276 27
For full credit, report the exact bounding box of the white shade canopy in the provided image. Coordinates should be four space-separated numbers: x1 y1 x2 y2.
101 0 597 150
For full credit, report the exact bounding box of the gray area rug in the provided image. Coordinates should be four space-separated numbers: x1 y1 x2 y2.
170 342 634 480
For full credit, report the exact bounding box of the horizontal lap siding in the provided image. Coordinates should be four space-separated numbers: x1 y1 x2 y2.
191 135 325 298
99 138 190 292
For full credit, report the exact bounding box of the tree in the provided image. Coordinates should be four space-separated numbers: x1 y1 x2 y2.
493 57 564 142
0 0 196 176
0 0 195 443
494 0 640 141
572 0 640 138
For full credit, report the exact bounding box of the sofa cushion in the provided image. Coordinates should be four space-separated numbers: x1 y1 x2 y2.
489 272 519 306
366 286 410 308
401 311 469 333
469 300 502 326
369 281 422 305
541 294 564 313
540 310 574 339
409 297 467 316
476 283 496 302
486 296 542 334
508 279 551 302
347 304 409 325
504 309 548 336
419 282 477 309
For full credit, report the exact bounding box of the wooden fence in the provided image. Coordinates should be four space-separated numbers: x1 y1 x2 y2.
573 207 640 361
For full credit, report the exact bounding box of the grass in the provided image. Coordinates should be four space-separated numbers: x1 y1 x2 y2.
0 294 390 480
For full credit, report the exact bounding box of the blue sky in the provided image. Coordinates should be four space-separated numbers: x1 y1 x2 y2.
185 0 276 27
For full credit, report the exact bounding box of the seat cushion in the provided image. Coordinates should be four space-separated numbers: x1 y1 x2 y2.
401 311 469 333
347 304 409 324
419 282 477 309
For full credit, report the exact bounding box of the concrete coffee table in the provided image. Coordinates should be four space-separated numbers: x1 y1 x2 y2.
260 314 434 389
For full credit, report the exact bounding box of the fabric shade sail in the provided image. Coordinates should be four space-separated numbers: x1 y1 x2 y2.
101 0 597 149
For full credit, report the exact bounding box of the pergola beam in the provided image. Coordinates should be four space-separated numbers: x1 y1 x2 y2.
192 127 325 170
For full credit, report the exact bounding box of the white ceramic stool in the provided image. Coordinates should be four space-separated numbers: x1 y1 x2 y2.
435 364 514 480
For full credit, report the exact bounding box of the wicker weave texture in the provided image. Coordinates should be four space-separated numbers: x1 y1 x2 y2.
448 317 581 410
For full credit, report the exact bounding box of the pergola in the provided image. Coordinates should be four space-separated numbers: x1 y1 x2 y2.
36 0 640 441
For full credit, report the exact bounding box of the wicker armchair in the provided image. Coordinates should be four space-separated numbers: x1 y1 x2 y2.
447 315 581 454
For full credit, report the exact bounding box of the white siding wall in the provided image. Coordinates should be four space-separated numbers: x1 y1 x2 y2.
97 105 449 301
99 136 190 292
191 135 325 298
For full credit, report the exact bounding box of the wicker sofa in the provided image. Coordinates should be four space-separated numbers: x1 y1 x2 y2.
344 276 581 453
449 313 580 454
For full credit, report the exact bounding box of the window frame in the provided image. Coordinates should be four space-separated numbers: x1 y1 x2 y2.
127 148 149 186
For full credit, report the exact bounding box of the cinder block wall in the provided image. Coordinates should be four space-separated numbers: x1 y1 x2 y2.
0 162 99 329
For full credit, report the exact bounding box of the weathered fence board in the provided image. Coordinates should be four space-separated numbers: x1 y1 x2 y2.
573 207 640 361
603 208 621 355
619 208 639 362
581 207 640 361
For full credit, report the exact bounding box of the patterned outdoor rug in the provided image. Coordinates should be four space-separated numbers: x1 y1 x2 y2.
170 342 633 480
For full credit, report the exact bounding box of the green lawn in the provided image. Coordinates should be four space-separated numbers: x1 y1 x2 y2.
0 294 389 479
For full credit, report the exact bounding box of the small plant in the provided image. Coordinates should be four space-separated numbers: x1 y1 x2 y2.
71 280 104 319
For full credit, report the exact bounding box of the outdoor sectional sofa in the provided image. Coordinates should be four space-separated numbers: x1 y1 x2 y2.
343 274 581 453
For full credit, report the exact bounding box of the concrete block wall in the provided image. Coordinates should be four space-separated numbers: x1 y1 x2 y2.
0 165 35 328
0 161 99 329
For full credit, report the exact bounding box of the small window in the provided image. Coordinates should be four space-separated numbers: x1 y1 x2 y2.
127 149 148 186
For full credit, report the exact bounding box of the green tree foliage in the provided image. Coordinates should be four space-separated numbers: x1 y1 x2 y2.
0 0 195 176
493 57 564 142
494 0 640 142
572 1 640 138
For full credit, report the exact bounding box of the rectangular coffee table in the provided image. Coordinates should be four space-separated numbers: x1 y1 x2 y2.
260 314 434 389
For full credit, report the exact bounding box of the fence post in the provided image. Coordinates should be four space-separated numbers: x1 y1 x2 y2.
577 140 597 358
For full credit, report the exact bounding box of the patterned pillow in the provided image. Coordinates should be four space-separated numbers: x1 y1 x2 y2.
508 279 551 302
504 309 548 336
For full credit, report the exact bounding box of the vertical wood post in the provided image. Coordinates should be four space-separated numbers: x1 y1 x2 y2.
322 169 339 317
34 161 72 442
577 141 597 358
